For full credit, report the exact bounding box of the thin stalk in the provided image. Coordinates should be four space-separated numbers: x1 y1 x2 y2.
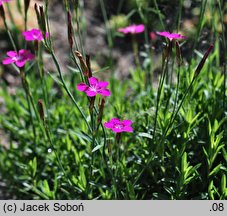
101 124 112 178
99 0 113 67
135 74 197 187
2 17 17 51
169 63 181 130
117 0 125 14
132 35 140 68
43 120 73 186
75 1 85 56
89 104 96 195
152 50 170 142
217 0 227 115
6 3 16 27
144 26 153 89
190 0 208 59
23 82 37 143
177 0 183 32
113 133 121 199
20 70 40 122
161 77 196 142
49 50 92 133
153 0 165 31
37 43 49 113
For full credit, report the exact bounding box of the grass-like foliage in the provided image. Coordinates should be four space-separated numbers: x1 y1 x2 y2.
0 0 226 199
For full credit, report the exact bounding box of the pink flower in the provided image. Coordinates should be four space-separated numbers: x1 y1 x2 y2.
2 50 35 68
0 0 10 6
118 24 145 34
156 31 187 41
104 118 133 133
22 29 48 41
77 77 111 97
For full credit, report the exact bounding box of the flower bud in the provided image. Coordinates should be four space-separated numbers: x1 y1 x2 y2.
89 96 96 113
39 6 47 35
194 44 214 77
67 11 73 49
37 99 45 122
86 55 92 78
34 3 40 24
97 98 105 124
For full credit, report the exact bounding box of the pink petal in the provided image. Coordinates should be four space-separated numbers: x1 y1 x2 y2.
6 51 17 57
157 31 187 40
18 49 26 55
77 83 88 92
23 34 35 41
104 122 114 129
89 77 98 85
134 24 145 33
123 126 133 132
118 28 129 34
157 31 171 37
97 81 109 88
85 90 97 97
112 127 123 133
15 60 26 67
110 118 121 124
23 29 44 41
2 57 14 65
26 53 35 60
118 24 145 34
122 120 133 126
99 89 111 97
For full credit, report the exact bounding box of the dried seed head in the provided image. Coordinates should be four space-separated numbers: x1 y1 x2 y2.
37 99 45 122
75 51 88 76
86 55 92 78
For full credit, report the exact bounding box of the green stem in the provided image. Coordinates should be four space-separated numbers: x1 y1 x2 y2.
43 120 72 186
153 0 165 31
2 18 17 51
37 43 49 112
135 75 197 187
132 35 140 68
23 81 37 144
50 50 92 133
99 0 113 68
152 50 170 143
190 0 208 59
177 0 183 32
217 0 227 117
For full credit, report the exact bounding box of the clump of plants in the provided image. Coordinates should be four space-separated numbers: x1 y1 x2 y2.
0 0 226 200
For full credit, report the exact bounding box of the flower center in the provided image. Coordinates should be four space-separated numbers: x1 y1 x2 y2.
12 55 23 61
33 34 38 39
89 85 98 92
114 123 123 129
